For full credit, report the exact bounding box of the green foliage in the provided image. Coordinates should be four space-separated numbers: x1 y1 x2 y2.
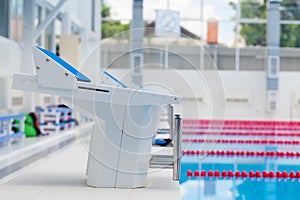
101 1 130 39
240 0 267 19
281 0 300 20
101 2 110 18
230 0 300 47
102 21 130 39
281 24 300 47
240 24 266 46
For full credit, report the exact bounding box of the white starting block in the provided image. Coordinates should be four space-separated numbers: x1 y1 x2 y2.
12 46 181 188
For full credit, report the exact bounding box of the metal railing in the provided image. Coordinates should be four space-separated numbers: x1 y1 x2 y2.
168 104 174 140
149 110 182 181
173 114 182 181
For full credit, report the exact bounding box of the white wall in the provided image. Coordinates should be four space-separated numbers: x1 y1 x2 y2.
105 69 300 121
0 37 21 77
0 37 24 113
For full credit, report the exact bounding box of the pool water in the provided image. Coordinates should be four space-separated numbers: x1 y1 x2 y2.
180 150 300 199
181 178 300 200
180 127 300 200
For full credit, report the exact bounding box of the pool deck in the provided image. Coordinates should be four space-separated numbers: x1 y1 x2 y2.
0 127 181 200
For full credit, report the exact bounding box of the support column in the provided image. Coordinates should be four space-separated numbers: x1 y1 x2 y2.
39 5 46 47
21 0 36 112
131 0 144 88
49 20 59 105
200 0 204 70
62 13 71 35
235 0 241 71
48 21 56 52
266 0 281 114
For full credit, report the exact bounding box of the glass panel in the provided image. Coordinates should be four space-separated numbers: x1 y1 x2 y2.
281 0 300 20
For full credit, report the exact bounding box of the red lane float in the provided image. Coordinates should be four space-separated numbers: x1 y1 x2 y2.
186 170 300 179
182 125 300 131
183 131 300 137
187 170 193 177
183 119 300 127
182 138 300 145
182 150 300 158
182 119 300 131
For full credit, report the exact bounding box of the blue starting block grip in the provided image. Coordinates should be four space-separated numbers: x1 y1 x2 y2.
36 46 91 83
103 71 127 88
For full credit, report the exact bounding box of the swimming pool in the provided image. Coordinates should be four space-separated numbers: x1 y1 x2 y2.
181 177 300 200
180 119 300 200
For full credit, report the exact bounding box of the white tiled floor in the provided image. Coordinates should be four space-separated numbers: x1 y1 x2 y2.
0 122 94 175
0 133 181 200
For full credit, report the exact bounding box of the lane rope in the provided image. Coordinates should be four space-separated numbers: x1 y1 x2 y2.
183 131 300 137
186 170 300 179
182 139 300 145
182 150 300 157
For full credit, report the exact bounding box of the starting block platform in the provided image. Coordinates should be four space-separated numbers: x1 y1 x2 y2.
12 46 181 188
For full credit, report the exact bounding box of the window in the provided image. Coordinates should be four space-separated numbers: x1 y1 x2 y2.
0 0 10 38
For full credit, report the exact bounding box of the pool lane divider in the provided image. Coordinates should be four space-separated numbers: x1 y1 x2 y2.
182 139 300 145
182 125 300 131
182 150 300 157
186 170 300 179
183 119 300 126
182 120 300 131
183 131 300 137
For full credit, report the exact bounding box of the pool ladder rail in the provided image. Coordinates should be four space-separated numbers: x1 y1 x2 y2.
149 105 182 181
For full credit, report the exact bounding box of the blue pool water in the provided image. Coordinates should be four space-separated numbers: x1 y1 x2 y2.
180 178 300 200
180 134 300 199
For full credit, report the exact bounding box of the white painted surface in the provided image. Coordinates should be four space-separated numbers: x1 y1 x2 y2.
0 37 21 77
0 76 24 113
107 69 300 120
0 122 94 182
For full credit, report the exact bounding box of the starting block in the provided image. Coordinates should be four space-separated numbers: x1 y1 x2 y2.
12 46 181 188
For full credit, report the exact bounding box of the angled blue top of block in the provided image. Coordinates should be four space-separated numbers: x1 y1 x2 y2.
36 46 91 82
103 71 127 88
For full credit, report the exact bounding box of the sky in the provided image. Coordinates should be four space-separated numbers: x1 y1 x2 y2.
105 0 238 46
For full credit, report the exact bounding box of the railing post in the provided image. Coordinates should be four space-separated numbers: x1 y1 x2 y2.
168 104 174 140
173 114 182 181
